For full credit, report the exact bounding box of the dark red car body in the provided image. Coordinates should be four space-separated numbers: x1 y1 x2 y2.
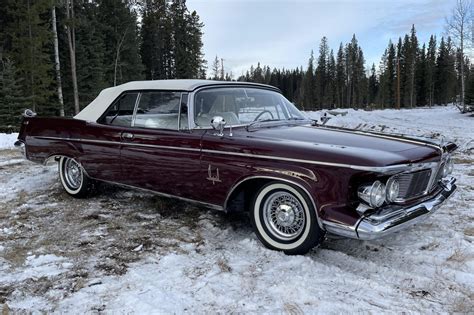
16 80 457 241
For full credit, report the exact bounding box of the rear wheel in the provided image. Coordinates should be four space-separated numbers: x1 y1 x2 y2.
250 181 324 255
58 157 95 198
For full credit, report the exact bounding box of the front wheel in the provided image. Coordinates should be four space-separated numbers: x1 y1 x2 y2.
250 181 324 255
58 157 95 198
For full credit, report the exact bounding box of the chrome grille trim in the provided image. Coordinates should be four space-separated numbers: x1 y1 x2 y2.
393 169 432 202
391 154 450 203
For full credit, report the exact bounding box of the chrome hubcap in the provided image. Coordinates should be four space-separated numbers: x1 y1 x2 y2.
263 191 305 241
64 159 82 189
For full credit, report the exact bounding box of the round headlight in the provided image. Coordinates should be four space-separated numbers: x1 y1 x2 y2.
358 180 386 208
443 157 454 177
386 178 400 202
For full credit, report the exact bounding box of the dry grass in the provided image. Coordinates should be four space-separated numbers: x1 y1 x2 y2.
446 248 472 264
452 157 474 164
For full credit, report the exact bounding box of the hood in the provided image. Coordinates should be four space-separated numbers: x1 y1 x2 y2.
239 124 442 167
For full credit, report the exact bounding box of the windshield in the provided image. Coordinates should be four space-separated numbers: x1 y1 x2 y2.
194 87 306 127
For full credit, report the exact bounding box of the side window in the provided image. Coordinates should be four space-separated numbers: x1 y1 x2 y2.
99 93 138 127
134 91 187 130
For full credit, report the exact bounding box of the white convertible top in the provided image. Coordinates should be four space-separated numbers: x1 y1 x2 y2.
74 79 278 122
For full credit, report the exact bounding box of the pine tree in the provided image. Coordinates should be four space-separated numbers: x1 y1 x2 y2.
253 62 264 83
416 43 427 106
408 25 418 107
211 55 220 80
73 1 107 109
465 65 474 105
140 0 171 79
185 9 206 78
368 64 378 106
0 58 27 132
315 36 329 108
5 0 54 114
426 35 437 107
385 41 397 107
97 0 143 86
435 37 456 105
335 43 345 107
327 49 336 108
302 50 315 109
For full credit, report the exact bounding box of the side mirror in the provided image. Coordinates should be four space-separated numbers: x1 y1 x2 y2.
23 109 37 117
211 116 226 136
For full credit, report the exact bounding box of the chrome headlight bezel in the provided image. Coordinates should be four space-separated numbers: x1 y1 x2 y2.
443 156 454 177
358 180 386 208
386 177 400 202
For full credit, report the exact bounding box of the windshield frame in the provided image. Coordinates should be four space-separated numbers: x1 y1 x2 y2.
189 85 309 130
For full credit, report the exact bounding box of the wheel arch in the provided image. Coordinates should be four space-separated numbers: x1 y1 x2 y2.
224 175 324 230
44 153 74 165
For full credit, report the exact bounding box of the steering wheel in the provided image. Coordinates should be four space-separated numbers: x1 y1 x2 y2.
254 110 274 121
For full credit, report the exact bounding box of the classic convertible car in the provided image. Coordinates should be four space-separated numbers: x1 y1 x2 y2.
15 80 457 255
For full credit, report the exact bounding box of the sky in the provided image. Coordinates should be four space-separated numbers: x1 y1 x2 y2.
186 0 457 77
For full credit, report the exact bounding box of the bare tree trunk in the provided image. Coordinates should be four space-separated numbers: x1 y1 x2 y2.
66 0 79 115
429 83 433 108
410 60 415 108
446 0 472 112
52 5 64 116
27 0 36 112
460 26 465 112
114 28 128 86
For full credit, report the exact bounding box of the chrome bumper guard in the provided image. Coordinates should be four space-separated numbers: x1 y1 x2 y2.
14 140 26 158
324 177 457 240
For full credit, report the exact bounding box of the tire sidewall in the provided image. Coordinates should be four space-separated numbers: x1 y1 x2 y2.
251 182 322 254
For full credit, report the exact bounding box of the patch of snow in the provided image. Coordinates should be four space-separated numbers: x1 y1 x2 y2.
0 158 25 167
0 254 71 284
0 133 19 149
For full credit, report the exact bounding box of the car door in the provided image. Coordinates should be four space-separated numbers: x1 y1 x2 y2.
79 92 139 182
119 91 205 201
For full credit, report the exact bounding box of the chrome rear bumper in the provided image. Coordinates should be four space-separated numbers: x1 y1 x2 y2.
14 140 26 158
324 177 457 240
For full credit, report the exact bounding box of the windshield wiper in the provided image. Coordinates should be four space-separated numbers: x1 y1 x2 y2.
246 119 282 131
287 117 306 121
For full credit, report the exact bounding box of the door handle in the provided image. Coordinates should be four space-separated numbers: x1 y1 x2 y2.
122 132 134 140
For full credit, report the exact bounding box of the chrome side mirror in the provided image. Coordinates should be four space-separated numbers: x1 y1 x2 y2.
23 109 37 117
211 116 226 136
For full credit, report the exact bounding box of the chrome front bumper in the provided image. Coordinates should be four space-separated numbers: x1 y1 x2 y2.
324 177 457 240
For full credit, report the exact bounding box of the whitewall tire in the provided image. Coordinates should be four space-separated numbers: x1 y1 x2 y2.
58 157 94 198
250 181 324 255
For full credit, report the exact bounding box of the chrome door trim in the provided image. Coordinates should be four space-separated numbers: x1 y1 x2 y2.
130 92 142 127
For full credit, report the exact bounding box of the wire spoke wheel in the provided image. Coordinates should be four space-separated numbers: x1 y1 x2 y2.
64 158 83 189
263 191 306 241
251 181 324 255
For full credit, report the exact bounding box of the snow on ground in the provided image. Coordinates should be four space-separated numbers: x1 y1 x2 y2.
0 106 473 313
0 133 18 150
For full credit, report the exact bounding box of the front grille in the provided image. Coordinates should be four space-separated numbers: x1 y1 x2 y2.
394 169 432 201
